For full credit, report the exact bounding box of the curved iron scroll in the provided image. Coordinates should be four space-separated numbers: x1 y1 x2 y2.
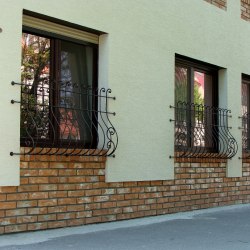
10 80 118 157
171 102 238 159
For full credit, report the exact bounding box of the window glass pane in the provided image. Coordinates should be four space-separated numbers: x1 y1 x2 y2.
21 33 50 141
194 71 204 106
193 71 213 148
175 66 188 148
242 81 249 151
60 41 94 144
175 66 187 104
242 82 248 115
204 74 213 107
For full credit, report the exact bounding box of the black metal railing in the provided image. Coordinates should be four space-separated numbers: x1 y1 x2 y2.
10 79 118 157
239 112 250 158
170 102 238 159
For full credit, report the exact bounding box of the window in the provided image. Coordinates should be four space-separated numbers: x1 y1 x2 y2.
173 55 237 159
21 30 98 149
15 14 118 157
241 75 250 152
174 56 218 153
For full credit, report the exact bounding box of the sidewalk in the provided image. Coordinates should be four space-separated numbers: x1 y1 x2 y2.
1 204 250 250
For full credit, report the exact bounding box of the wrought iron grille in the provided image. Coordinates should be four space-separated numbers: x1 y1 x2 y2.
10 79 118 157
239 112 250 158
171 102 238 159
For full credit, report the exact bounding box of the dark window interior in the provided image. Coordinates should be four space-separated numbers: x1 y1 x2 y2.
241 75 250 152
174 56 218 151
21 31 98 148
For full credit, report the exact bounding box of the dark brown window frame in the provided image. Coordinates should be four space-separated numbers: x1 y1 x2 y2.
175 55 219 153
21 27 99 149
241 74 250 153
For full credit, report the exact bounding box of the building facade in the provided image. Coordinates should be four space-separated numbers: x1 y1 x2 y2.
1 0 250 234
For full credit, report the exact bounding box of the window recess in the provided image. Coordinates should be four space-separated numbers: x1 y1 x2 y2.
239 75 250 159
170 55 238 159
10 18 118 157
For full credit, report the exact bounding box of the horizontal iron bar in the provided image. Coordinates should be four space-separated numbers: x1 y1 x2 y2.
174 155 232 159
49 105 116 115
11 81 20 86
19 103 115 115
100 95 116 100
10 151 113 157
11 81 116 100
170 102 233 112
60 106 114 115
10 99 20 104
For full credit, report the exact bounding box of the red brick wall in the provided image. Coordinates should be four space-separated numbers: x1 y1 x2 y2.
204 0 227 10
204 0 250 20
241 0 250 21
1 149 250 234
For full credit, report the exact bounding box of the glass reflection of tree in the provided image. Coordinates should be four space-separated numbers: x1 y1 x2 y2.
21 33 50 140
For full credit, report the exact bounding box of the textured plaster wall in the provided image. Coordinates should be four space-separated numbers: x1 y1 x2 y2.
0 0 249 185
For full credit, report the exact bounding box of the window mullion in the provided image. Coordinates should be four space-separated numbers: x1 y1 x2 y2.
189 68 194 104
187 67 193 148
50 39 61 147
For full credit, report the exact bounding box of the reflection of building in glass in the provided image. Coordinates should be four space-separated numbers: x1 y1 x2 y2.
195 71 205 100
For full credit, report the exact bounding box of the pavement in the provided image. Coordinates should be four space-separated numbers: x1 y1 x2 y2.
1 204 250 250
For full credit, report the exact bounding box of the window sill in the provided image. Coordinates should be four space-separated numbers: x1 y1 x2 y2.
19 147 108 162
174 151 227 163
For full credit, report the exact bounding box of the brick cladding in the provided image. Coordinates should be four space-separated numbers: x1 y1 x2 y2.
0 150 250 234
241 0 250 21
204 0 227 10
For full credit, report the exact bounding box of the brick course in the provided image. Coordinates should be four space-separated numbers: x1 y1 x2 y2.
241 0 250 21
204 0 227 10
0 149 250 234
